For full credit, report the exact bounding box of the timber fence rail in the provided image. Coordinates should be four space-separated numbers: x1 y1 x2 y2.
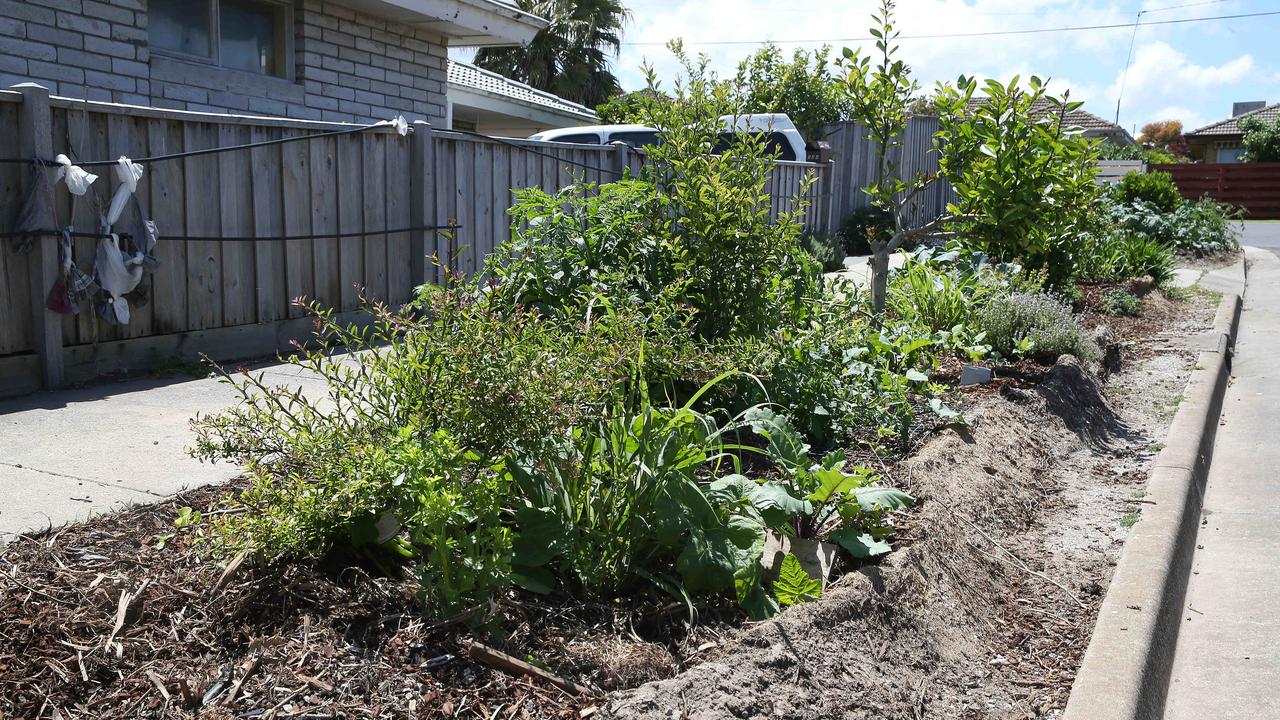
1152 162 1280 220
0 85 833 396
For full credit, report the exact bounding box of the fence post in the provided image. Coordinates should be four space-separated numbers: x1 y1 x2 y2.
409 120 436 287
610 140 628 180
13 83 63 389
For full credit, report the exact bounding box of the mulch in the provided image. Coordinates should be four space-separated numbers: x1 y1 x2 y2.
0 484 593 719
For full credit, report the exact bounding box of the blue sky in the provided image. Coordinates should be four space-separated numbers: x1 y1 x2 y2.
601 0 1280 134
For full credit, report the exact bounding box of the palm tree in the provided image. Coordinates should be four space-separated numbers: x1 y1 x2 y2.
474 0 628 108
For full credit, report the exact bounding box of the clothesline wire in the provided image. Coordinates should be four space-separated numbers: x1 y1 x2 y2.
0 120 393 167
0 121 640 176
1 224 460 243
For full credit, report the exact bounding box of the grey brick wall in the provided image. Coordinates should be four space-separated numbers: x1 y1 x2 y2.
0 0 449 125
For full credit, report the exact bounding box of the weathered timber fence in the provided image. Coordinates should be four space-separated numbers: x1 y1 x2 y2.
1152 162 1280 219
1097 160 1145 184
0 86 832 396
823 116 956 229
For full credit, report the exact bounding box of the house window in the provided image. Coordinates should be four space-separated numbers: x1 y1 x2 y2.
1217 146 1245 163
149 0 292 79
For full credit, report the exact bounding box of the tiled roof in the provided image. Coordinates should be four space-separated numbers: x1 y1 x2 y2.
965 97 1131 138
1186 102 1280 137
447 60 598 120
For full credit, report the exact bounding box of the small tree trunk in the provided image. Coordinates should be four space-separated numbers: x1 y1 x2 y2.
869 243 891 314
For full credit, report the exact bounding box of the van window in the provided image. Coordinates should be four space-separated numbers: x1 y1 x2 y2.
547 133 602 145
712 132 797 161
608 131 662 148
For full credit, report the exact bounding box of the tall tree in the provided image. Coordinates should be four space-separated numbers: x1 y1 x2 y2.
1139 120 1188 157
474 0 628 108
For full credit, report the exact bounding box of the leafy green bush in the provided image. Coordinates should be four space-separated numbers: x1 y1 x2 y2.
979 292 1097 363
1241 114 1280 162
1103 290 1141 316
486 180 673 316
755 299 935 452
734 43 850 143
1116 170 1182 213
936 76 1100 288
839 206 894 256
632 44 820 339
1098 194 1240 255
506 377 765 604
1097 141 1180 165
800 230 846 272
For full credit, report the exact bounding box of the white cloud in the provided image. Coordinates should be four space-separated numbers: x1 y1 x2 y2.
1103 41 1257 128
613 0 1138 117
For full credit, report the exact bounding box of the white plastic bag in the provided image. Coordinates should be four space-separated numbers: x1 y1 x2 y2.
106 156 144 227
94 233 145 324
53 154 97 195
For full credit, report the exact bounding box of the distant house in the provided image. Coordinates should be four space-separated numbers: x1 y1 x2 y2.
965 98 1135 145
447 60 597 137
0 0 548 127
1185 102 1280 163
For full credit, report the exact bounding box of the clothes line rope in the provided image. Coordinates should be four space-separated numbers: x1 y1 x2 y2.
0 118 402 167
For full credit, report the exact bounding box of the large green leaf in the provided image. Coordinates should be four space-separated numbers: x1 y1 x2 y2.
853 487 915 513
512 505 573 567
750 481 813 525
512 564 556 594
676 515 766 594
808 466 864 504
831 528 893 559
735 562 779 620
772 553 823 607
743 407 810 468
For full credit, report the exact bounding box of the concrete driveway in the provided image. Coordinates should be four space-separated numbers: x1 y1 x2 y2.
0 360 330 540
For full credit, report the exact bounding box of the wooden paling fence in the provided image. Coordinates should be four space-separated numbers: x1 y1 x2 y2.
823 117 956 229
1152 162 1280 219
0 86 833 396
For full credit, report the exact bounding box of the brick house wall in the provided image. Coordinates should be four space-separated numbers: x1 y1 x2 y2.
0 0 449 125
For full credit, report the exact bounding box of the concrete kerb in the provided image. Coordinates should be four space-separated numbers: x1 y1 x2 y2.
1063 289 1243 720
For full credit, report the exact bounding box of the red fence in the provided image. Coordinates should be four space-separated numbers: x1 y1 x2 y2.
1151 163 1280 219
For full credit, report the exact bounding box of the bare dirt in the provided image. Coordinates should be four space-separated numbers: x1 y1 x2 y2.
0 291 1217 720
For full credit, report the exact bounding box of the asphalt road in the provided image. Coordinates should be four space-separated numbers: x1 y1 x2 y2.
1240 220 1280 249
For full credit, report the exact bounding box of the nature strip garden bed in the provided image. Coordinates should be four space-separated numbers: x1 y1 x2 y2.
0 284 1220 719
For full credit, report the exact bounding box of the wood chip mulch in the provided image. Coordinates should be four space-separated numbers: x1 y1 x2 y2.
0 484 591 719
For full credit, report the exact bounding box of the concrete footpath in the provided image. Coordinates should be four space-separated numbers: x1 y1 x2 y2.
1162 247 1280 718
0 360 329 540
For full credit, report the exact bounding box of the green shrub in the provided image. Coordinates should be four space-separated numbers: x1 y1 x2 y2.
1111 233 1175 285
839 206 895 256
979 292 1097 363
755 300 934 452
1097 142 1180 165
936 75 1100 288
1241 115 1280 162
800 230 846 272
506 378 767 605
1098 194 1239 255
632 44 820 339
486 180 674 316
1116 170 1182 213
1102 290 1141 316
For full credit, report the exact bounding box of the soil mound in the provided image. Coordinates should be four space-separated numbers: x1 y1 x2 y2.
606 384 1107 719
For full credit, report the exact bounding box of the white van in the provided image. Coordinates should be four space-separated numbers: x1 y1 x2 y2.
528 113 809 162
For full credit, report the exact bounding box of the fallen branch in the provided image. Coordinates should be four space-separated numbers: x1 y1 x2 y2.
459 639 591 696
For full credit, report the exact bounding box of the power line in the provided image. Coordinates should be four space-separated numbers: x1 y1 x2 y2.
1115 10 1145 124
619 8 1279 46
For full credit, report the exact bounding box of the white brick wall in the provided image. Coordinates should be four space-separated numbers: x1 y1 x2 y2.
0 0 449 125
